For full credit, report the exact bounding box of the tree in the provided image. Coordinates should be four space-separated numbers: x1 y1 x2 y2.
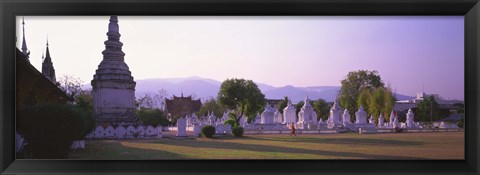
356 86 396 122
276 96 289 114
136 93 155 110
196 98 227 119
416 96 440 122
73 90 94 135
382 86 396 120
75 90 93 111
357 87 373 119
57 75 94 135
58 75 83 98
295 101 304 117
17 104 91 158
338 70 384 116
153 89 169 110
136 109 169 126
453 103 465 114
217 78 266 126
313 98 330 121
369 87 385 120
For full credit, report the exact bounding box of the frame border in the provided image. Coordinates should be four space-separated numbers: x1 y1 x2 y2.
1 0 479 174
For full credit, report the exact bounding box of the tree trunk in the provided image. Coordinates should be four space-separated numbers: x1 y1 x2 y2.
234 105 245 126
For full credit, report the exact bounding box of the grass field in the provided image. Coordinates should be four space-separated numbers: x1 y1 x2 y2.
69 132 464 159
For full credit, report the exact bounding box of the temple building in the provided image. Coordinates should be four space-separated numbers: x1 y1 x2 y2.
41 39 57 83
91 16 138 126
16 48 72 108
165 94 202 119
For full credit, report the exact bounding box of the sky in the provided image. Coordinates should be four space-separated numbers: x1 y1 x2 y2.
16 16 464 100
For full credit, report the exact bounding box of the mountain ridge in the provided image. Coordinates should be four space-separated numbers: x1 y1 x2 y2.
83 76 414 103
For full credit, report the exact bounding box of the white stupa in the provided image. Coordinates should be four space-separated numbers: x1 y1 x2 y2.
91 16 138 126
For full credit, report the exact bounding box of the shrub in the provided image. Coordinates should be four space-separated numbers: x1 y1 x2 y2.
232 126 244 137
201 125 216 138
224 119 236 127
457 116 464 128
17 103 89 158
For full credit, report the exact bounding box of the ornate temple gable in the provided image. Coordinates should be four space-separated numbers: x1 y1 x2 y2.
165 94 202 118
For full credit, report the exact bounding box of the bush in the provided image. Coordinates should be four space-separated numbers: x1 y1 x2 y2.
201 125 216 138
224 119 236 127
137 109 169 126
457 116 464 128
232 126 244 137
17 103 90 158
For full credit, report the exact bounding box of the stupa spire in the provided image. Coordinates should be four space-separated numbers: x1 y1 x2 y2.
21 17 30 62
102 16 125 60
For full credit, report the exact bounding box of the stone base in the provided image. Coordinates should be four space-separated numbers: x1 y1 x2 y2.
327 123 343 129
95 110 141 126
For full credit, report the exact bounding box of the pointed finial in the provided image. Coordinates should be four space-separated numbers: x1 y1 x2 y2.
21 16 30 61
108 16 119 33
45 35 51 60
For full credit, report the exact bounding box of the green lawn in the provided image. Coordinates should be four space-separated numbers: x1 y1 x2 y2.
69 132 464 159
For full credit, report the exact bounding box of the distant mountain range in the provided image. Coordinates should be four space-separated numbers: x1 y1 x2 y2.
132 76 413 103
83 76 414 103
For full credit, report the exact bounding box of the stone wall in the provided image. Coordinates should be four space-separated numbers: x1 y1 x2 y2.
85 125 162 139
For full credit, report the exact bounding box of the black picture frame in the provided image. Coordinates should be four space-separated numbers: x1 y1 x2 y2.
1 0 479 174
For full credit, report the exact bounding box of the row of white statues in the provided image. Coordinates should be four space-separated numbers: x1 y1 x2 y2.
83 96 457 140
182 96 422 131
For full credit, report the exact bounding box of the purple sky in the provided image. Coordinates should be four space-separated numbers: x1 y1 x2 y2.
16 16 464 100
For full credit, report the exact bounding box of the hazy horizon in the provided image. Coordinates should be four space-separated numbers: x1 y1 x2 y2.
16 16 464 100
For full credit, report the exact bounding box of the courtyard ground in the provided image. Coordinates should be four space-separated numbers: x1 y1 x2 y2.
69 131 464 159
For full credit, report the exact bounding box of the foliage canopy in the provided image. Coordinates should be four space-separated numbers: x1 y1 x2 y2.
217 78 266 126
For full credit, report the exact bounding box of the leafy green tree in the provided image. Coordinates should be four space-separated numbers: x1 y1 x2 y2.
73 90 94 137
453 103 465 113
295 101 304 116
338 70 384 116
313 98 331 122
276 96 289 114
382 87 396 119
357 87 373 120
357 87 396 122
196 98 227 119
416 96 440 122
369 87 385 120
217 78 266 126
136 109 169 126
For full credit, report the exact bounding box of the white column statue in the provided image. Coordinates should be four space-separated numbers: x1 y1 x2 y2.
378 113 385 128
355 105 367 124
176 117 187 137
342 109 351 125
406 109 415 128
